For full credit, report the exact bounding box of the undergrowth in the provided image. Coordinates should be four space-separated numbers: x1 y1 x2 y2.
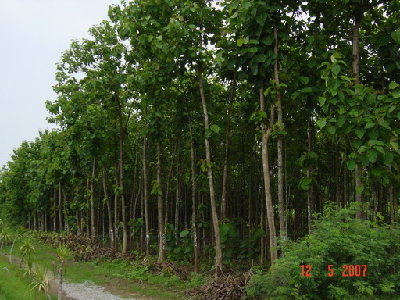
245 207 400 299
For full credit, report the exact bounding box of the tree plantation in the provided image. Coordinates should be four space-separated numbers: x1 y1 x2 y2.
1 0 400 298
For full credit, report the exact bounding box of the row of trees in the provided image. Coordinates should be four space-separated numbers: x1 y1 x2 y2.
1 0 399 274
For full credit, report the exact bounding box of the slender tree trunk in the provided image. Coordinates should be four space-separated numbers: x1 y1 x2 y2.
85 178 90 236
174 180 180 240
140 186 144 251
189 125 199 272
58 182 63 232
76 212 80 235
259 87 278 263
57 261 63 300
40 212 45 231
119 124 128 253
90 158 96 238
260 206 265 265
128 151 138 228
164 140 178 227
157 141 166 262
352 12 364 219
373 185 378 222
199 67 223 274
131 184 141 248
102 167 114 248
221 74 236 220
389 183 394 224
307 118 314 234
63 189 69 232
143 136 150 256
114 166 119 249
343 163 349 207
394 188 398 223
273 25 286 240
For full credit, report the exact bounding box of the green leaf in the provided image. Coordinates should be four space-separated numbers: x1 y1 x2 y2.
358 145 367 153
210 124 221 134
301 87 313 93
256 12 267 25
365 122 374 129
299 76 309 85
347 160 356 171
391 90 400 98
355 128 366 139
384 152 394 166
391 28 400 44
389 81 399 90
331 64 340 75
250 111 267 123
367 150 378 163
337 115 346 127
299 177 312 191
180 229 190 238
262 36 273 46
327 125 336 134
254 54 267 63
390 140 399 151
251 63 258 76
316 119 327 129
356 184 365 195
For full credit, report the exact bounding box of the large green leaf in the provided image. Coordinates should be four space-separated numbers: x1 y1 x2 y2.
391 28 400 44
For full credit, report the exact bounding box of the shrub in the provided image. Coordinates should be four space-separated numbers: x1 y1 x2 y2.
245 208 400 299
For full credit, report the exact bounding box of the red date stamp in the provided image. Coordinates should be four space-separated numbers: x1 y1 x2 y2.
300 265 367 277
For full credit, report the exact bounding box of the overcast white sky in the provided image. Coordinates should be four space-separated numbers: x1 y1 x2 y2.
0 0 120 167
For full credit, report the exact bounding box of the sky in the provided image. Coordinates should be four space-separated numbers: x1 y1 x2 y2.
0 0 120 167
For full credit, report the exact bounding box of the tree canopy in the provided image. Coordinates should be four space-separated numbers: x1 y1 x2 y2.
1 0 399 279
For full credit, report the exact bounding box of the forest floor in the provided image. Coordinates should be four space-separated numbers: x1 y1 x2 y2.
0 239 189 300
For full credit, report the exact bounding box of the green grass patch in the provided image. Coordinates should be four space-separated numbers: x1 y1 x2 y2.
3 236 203 299
0 255 51 300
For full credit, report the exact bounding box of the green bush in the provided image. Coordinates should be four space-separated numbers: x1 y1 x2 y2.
245 208 400 299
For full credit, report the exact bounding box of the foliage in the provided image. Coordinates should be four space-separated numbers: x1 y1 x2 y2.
245 208 400 299
19 238 35 267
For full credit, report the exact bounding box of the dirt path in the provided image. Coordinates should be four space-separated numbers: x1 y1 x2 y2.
2 253 152 300
50 280 137 300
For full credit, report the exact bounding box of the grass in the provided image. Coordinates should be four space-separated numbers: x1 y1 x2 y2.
0 255 52 300
3 235 205 300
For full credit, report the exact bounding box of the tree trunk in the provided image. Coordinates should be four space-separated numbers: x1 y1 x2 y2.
90 158 96 238
307 118 314 234
58 182 63 232
273 25 286 240
199 67 223 275
174 180 180 240
389 183 394 224
157 141 166 262
189 124 199 272
102 167 115 248
164 140 178 227
143 136 150 255
63 189 69 232
259 87 278 263
352 12 364 219
114 167 119 249
221 74 236 220
119 123 128 253
57 261 63 300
